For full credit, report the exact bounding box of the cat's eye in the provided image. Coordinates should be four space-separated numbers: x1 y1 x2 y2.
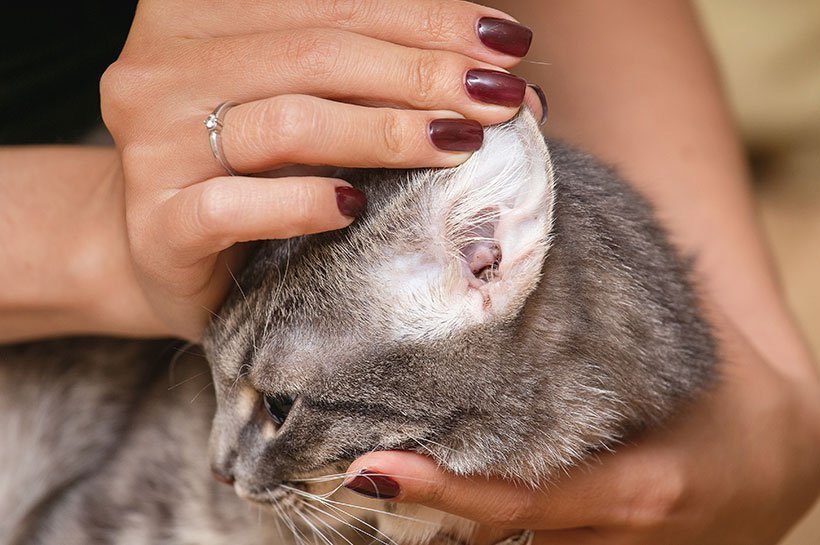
263 394 294 426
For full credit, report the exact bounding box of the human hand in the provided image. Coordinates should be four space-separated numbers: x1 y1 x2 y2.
343 315 820 545
101 0 541 340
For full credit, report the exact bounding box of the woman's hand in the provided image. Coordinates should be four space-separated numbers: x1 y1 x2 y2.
101 0 537 340
344 315 820 544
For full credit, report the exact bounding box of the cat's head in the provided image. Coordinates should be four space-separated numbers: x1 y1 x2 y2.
202 111 555 504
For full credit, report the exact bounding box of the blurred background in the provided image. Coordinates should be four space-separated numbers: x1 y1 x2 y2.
695 1 820 543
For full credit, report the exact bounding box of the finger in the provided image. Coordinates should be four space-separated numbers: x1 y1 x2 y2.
134 96 484 188
148 0 532 67
156 176 363 267
343 447 685 531
219 95 484 175
176 29 527 124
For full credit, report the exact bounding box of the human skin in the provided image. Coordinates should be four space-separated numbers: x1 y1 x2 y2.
1 0 818 542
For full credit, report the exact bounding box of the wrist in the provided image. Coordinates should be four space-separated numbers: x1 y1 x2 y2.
0 146 171 342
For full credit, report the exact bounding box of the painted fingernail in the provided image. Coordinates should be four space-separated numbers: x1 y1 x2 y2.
465 69 527 108
528 83 549 126
335 186 367 218
477 17 533 57
344 470 400 499
428 119 484 152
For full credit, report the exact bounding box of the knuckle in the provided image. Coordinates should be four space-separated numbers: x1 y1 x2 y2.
622 469 686 529
409 50 448 107
193 184 233 240
260 96 314 161
377 110 412 164
315 0 369 27
284 30 343 78
483 496 541 527
415 1 460 44
421 478 452 508
99 59 146 126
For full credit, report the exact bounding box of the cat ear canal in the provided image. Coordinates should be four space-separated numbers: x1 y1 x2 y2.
440 110 555 316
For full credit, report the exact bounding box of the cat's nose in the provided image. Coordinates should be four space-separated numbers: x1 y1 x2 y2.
212 469 235 486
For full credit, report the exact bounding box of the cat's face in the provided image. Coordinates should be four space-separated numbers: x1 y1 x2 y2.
202 112 555 508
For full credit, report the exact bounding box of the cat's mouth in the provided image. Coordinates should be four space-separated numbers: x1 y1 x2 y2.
233 469 381 542
232 463 357 509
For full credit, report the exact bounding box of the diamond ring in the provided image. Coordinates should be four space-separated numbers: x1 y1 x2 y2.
204 101 239 176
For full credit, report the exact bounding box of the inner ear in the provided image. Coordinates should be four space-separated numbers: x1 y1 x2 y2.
459 206 502 286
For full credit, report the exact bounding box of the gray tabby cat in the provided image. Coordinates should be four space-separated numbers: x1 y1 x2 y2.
0 111 714 545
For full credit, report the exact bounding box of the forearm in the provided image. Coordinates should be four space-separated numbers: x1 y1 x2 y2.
488 0 816 378
0 147 168 342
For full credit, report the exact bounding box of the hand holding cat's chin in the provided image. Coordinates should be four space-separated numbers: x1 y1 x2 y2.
344 317 820 545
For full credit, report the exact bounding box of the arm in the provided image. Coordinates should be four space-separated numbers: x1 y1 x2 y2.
0 147 168 342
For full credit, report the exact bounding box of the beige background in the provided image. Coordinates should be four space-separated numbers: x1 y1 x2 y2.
695 2 820 543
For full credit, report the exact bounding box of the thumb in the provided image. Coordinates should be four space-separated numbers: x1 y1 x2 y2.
343 451 548 529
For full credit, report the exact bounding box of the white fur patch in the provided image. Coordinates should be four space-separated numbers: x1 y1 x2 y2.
376 112 555 342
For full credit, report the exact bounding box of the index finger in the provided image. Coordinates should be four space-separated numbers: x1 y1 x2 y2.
341 447 683 531
144 0 532 67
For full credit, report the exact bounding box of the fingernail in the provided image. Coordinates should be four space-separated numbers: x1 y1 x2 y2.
344 470 400 499
335 186 367 218
477 17 533 57
527 83 549 126
428 119 484 152
465 69 527 108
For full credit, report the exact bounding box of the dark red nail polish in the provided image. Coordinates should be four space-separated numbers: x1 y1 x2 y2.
464 69 527 108
335 186 367 218
428 119 484 152
477 17 533 57
527 83 549 126
344 470 400 499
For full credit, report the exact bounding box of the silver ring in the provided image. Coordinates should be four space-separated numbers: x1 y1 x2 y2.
204 101 239 176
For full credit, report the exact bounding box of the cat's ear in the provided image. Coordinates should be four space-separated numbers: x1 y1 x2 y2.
436 109 555 314
382 110 555 338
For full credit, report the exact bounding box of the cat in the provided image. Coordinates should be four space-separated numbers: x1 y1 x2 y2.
0 110 715 545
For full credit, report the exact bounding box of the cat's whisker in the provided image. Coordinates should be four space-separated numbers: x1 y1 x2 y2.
414 436 460 453
288 486 438 527
295 508 334 545
410 437 438 458
521 58 552 66
229 362 251 394
166 370 209 391
226 262 260 354
273 493 310 545
299 495 398 545
282 479 348 499
270 497 288 544
300 499 394 545
188 380 214 404
301 507 357 545
166 340 197 385
269 502 285 540
287 471 437 486
199 304 224 322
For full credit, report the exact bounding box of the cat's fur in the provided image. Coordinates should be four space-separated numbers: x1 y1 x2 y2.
0 111 714 545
